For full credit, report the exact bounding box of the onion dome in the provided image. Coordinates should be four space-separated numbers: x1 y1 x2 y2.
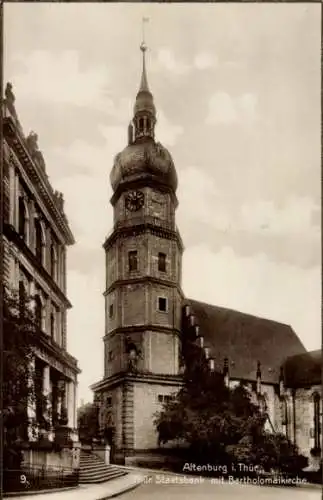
110 41 177 193
110 140 177 192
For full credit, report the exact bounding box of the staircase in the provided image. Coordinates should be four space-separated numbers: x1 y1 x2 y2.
79 450 128 484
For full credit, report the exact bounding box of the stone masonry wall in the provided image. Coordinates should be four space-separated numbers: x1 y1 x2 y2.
133 382 181 450
294 385 321 457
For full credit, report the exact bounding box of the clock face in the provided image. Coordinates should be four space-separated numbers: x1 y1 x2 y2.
125 190 145 212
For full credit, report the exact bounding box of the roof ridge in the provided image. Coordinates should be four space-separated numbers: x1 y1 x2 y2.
186 297 292 329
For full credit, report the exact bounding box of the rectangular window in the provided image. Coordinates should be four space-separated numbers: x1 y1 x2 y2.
50 312 55 340
158 252 166 272
106 396 112 406
109 304 114 318
108 351 113 361
158 297 167 312
158 394 175 404
128 251 138 272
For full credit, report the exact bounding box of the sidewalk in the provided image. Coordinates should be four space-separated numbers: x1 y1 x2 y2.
4 472 146 500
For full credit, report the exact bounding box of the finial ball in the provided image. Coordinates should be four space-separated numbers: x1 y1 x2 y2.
140 42 147 52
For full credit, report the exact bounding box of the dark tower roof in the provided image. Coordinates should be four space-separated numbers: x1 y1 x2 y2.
133 42 156 117
110 41 177 194
283 350 322 387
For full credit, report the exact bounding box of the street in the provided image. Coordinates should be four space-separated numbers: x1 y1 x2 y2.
118 471 321 500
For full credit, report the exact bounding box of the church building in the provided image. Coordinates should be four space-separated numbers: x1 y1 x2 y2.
91 41 321 465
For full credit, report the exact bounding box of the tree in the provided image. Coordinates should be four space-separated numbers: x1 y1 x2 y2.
154 334 306 473
77 403 99 444
3 285 48 472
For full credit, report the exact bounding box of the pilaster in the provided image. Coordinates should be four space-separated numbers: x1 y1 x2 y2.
14 172 19 231
8 162 15 226
42 364 51 425
62 310 67 349
122 380 134 454
67 380 75 429
73 381 78 429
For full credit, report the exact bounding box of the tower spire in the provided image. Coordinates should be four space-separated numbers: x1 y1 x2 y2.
139 17 150 92
133 17 156 141
139 42 149 93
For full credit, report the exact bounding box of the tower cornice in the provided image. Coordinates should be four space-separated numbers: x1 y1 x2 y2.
103 218 184 253
103 324 182 341
91 371 183 392
103 276 185 298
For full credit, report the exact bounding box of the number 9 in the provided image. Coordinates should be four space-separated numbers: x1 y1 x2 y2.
20 475 27 484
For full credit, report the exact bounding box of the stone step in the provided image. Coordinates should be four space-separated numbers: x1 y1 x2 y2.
80 458 103 464
80 470 126 480
80 457 105 463
80 467 125 478
80 464 123 474
79 471 127 484
79 451 127 485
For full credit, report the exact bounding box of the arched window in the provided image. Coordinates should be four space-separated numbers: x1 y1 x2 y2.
128 251 138 272
313 393 321 450
280 396 289 439
139 118 144 132
35 294 42 331
158 252 166 272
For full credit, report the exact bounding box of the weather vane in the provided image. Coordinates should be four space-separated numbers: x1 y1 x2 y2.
141 17 149 51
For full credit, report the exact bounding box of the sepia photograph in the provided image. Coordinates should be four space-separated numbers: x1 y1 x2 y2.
2 2 322 499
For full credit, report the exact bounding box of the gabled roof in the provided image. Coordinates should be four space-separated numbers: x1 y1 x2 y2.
283 350 322 388
185 299 306 384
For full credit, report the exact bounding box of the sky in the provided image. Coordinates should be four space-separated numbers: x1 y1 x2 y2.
4 3 321 404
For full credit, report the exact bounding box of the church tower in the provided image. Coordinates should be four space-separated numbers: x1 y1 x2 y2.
93 39 184 462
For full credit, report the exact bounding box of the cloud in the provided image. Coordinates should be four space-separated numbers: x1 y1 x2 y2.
156 109 183 147
9 50 111 108
50 127 126 251
177 167 320 268
152 48 217 76
55 172 112 250
178 166 228 230
183 244 321 351
194 52 217 70
206 92 237 124
154 48 191 75
206 91 258 124
240 197 320 237
51 125 127 177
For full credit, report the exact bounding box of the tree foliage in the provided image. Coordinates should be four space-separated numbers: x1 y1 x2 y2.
154 334 307 473
3 285 48 470
77 403 99 444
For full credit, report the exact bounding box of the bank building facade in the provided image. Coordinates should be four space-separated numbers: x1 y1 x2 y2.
92 42 321 465
3 84 81 470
